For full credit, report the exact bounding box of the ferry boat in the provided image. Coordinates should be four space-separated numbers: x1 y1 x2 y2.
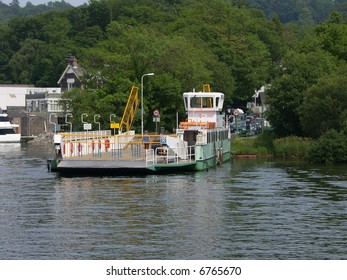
0 113 21 143
48 86 231 175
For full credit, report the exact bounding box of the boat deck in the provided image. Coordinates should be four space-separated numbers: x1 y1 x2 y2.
56 158 197 176
55 147 198 175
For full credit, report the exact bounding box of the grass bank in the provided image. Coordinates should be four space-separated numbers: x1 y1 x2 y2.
231 134 314 159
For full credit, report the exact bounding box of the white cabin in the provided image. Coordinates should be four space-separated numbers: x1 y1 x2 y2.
181 91 225 129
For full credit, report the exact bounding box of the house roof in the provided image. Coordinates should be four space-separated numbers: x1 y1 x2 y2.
57 56 85 85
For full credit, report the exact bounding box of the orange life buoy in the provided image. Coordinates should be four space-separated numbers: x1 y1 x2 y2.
105 138 110 149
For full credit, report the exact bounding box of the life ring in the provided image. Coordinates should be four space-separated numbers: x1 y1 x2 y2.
105 138 110 150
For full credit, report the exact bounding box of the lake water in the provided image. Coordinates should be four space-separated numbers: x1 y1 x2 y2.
0 143 347 260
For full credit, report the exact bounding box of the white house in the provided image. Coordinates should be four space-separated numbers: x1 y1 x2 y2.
249 85 269 115
1 85 62 136
0 84 34 110
57 56 85 91
0 85 61 111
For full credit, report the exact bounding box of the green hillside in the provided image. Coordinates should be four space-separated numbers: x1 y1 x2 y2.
0 1 74 23
0 0 346 143
249 0 347 24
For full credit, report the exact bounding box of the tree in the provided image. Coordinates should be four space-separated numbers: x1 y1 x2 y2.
306 129 347 164
314 14 347 60
266 49 338 137
42 14 72 44
0 25 13 83
9 0 19 6
300 74 347 138
8 39 45 84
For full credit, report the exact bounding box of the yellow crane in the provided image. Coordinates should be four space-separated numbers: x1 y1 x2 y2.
119 85 139 132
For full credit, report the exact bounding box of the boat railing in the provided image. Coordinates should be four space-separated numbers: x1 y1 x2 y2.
145 149 155 166
60 130 112 141
59 133 184 161
145 145 195 166
60 136 146 159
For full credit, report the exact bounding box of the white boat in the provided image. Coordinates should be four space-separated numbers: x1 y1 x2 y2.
48 85 232 175
0 113 21 143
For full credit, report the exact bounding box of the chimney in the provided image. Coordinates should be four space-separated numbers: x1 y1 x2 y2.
68 56 78 68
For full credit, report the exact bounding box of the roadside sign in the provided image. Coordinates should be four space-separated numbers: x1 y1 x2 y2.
153 109 160 117
83 123 92 130
110 123 120 129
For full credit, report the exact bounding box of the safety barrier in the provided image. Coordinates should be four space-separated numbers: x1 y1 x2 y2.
145 145 196 166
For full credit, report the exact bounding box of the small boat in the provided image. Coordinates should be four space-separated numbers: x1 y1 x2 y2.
232 153 257 159
0 112 21 143
48 86 232 175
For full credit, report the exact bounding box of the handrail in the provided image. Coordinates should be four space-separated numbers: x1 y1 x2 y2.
145 145 196 166
58 132 194 164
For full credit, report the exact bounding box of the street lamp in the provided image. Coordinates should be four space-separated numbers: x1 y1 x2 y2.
27 114 37 136
141 72 154 135
94 114 101 131
110 114 116 135
49 113 57 134
81 113 88 124
81 113 89 132
65 113 73 132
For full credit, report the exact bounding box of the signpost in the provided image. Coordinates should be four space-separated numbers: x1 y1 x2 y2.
153 109 160 134
110 123 120 129
83 123 92 130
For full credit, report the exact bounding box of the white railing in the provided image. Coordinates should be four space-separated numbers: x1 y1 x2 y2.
58 132 197 165
60 130 112 141
145 145 196 166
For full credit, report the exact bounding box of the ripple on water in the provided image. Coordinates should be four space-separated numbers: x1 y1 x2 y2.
1 146 347 259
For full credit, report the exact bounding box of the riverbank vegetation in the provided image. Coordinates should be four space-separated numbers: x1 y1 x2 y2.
0 0 346 164
232 133 313 159
232 129 347 164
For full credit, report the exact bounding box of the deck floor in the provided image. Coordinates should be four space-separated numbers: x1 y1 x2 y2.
58 159 147 169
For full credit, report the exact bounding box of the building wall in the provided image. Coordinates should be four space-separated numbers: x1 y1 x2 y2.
0 85 61 110
1 85 62 136
0 85 34 110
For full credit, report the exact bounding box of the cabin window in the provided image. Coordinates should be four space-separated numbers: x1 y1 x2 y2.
190 97 213 108
202 97 213 108
190 96 200 108
0 129 15 135
0 116 9 122
216 97 220 107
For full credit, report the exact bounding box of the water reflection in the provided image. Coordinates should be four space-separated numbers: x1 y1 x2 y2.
1 144 347 259
225 159 347 259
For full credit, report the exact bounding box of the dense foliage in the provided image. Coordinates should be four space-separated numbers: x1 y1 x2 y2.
0 0 347 164
249 0 347 24
0 0 74 23
0 0 285 132
266 13 347 140
305 129 347 163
